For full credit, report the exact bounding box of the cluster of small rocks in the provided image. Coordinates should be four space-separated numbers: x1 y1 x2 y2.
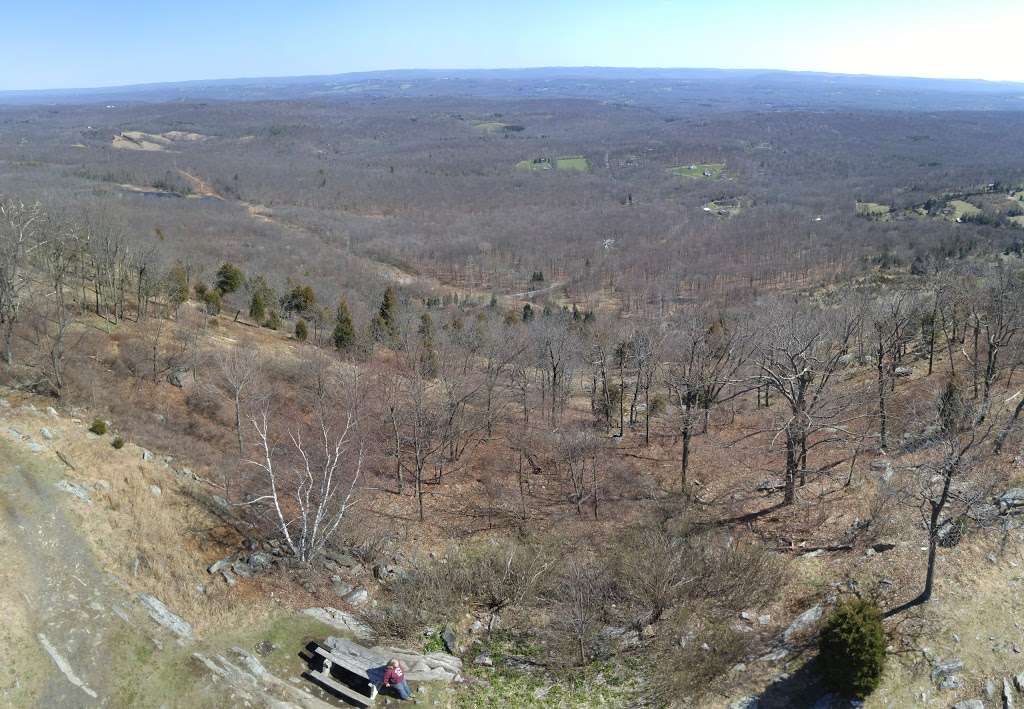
207 550 277 587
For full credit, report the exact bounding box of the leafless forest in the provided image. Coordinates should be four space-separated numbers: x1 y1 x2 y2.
5 71 1024 706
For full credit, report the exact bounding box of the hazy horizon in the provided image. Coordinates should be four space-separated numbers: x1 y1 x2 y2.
6 0 1023 91
5 64 1024 95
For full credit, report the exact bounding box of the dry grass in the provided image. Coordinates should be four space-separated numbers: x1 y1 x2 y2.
0 546 46 706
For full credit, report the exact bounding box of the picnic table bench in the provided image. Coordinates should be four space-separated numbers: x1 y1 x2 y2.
307 641 384 707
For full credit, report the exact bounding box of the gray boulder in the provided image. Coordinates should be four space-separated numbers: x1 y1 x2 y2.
167 368 189 388
893 366 913 377
248 552 273 572
55 479 92 503
756 478 786 493
998 488 1024 513
952 701 984 709
783 604 823 643
373 562 404 582
323 551 361 569
138 593 193 639
302 607 372 640
931 657 964 683
208 556 234 574
441 627 457 654
342 587 370 607
939 675 962 690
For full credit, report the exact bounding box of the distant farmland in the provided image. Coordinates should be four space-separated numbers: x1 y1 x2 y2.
670 162 725 179
516 155 591 173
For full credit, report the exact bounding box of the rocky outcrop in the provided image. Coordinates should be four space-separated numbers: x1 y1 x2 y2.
54 479 92 503
951 701 984 709
195 647 336 709
998 488 1024 513
138 593 193 640
782 604 822 644
302 607 373 640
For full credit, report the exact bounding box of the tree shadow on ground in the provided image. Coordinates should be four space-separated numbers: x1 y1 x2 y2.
753 657 833 708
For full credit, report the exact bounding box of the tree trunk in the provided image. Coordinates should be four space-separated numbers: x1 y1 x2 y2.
995 396 1024 453
643 384 651 447
234 393 244 455
783 431 798 505
2 321 13 365
919 535 938 604
416 469 424 522
877 346 888 450
680 413 692 492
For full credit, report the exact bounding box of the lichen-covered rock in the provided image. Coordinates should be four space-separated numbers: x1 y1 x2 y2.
302 608 373 640
783 604 822 643
138 593 193 639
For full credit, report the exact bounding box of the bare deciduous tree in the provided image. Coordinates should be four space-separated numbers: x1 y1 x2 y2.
220 342 262 455
890 382 999 613
664 311 747 491
755 299 857 505
246 364 363 563
0 199 44 365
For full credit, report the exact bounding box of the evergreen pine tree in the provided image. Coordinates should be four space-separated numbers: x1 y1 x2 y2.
819 598 886 699
332 298 355 350
249 291 266 322
373 287 399 342
215 262 245 295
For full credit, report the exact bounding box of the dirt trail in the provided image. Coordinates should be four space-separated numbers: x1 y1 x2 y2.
176 169 223 200
0 437 129 707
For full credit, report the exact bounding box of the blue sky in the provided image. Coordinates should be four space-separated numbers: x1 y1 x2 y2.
6 0 1023 90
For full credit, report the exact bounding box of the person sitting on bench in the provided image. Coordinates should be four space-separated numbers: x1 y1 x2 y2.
381 658 411 700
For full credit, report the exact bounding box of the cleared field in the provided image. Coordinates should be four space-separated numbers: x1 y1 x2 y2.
703 198 743 217
555 155 590 172
515 155 590 172
945 199 981 221
670 162 725 179
856 201 891 217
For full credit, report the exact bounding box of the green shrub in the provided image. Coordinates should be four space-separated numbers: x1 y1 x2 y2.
215 262 245 295
112 436 125 449
89 418 108 435
294 318 308 342
819 598 886 699
203 289 222 315
423 631 445 654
